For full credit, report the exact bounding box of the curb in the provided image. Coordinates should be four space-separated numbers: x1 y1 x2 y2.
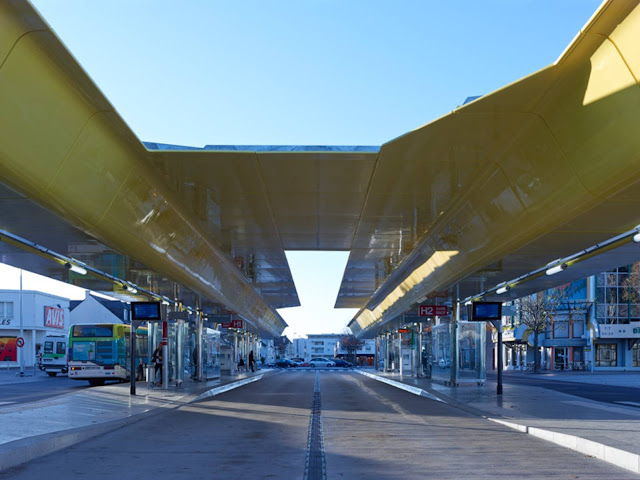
193 374 263 401
0 375 265 473
357 370 443 402
358 370 640 475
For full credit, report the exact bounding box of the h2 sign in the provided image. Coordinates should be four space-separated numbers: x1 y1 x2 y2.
418 305 448 317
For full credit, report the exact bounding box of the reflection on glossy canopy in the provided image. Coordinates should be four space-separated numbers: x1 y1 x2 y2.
1 1 640 338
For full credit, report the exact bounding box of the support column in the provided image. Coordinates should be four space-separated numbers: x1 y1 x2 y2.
374 336 379 371
197 310 203 381
31 329 36 369
450 300 460 386
233 330 238 375
385 332 390 372
416 323 423 378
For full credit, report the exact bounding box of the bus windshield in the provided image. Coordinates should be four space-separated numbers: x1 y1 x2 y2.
72 325 113 338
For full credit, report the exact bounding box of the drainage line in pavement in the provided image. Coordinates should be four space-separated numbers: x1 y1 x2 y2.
304 371 327 480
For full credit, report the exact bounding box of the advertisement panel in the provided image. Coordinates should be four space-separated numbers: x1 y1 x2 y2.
0 337 17 361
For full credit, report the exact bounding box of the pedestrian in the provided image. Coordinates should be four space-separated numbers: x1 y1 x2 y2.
192 346 198 379
249 350 255 372
152 344 163 386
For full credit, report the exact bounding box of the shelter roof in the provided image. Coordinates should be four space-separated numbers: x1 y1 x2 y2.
1 1 640 338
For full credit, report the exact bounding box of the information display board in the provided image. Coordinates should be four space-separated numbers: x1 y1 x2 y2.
470 302 502 321
131 301 162 321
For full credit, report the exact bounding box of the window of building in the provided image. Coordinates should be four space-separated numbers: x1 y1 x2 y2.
553 321 569 339
596 343 617 367
595 264 640 324
0 302 14 318
572 319 585 338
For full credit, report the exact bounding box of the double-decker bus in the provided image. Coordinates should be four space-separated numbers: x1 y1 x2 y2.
68 323 147 386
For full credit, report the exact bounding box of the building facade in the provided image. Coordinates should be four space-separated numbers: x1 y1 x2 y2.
0 290 70 368
493 263 640 372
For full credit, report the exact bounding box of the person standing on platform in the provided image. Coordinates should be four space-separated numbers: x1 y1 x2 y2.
249 350 255 372
152 344 163 386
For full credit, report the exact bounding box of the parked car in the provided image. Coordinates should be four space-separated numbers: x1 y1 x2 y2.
290 357 305 366
275 359 298 368
332 358 353 368
308 357 335 368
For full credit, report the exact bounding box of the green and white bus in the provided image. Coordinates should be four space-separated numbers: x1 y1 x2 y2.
68 323 147 386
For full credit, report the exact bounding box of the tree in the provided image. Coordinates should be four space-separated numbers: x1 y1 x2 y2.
273 336 290 359
519 288 565 373
621 262 640 306
340 335 365 365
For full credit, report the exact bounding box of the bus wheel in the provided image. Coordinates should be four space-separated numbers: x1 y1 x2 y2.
47 372 57 377
88 379 105 387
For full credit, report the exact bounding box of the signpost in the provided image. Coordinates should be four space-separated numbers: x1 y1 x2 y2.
419 305 448 317
468 302 504 395
129 302 163 395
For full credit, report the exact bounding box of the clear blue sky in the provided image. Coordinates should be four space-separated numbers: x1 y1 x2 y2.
19 0 603 336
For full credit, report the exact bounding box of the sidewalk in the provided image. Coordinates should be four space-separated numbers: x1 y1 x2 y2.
360 369 640 474
0 368 270 471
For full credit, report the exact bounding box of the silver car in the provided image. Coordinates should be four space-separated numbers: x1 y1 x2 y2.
309 357 335 368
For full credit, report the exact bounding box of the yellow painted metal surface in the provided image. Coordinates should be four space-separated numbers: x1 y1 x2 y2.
349 0 640 335
2 1 640 339
0 1 287 336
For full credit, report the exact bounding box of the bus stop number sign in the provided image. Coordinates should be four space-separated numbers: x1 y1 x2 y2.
419 305 448 317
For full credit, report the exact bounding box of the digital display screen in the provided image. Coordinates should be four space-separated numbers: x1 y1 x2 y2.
131 302 162 321
471 302 502 321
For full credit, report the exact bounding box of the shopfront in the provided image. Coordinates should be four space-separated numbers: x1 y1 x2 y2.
0 290 70 368
595 322 640 370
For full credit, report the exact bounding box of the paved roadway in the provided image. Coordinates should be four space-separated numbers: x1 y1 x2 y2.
1 370 634 479
501 372 640 408
0 376 88 406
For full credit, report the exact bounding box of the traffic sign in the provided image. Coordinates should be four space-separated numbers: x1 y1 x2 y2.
16 337 24 348
222 319 243 329
419 305 448 317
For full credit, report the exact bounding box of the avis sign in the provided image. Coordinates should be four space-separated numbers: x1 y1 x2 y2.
44 306 65 329
419 305 448 317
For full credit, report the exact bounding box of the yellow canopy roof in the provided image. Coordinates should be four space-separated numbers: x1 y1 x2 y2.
1 1 640 337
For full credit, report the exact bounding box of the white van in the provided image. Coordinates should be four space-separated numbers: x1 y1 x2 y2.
40 335 68 376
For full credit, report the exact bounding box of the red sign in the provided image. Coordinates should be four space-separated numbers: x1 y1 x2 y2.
44 306 65 329
398 328 410 333
419 305 448 317
16 337 24 348
222 319 243 329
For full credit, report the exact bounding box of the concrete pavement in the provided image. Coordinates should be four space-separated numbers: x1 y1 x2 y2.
0 368 268 471
1 370 633 480
361 369 640 475
3 367 640 476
